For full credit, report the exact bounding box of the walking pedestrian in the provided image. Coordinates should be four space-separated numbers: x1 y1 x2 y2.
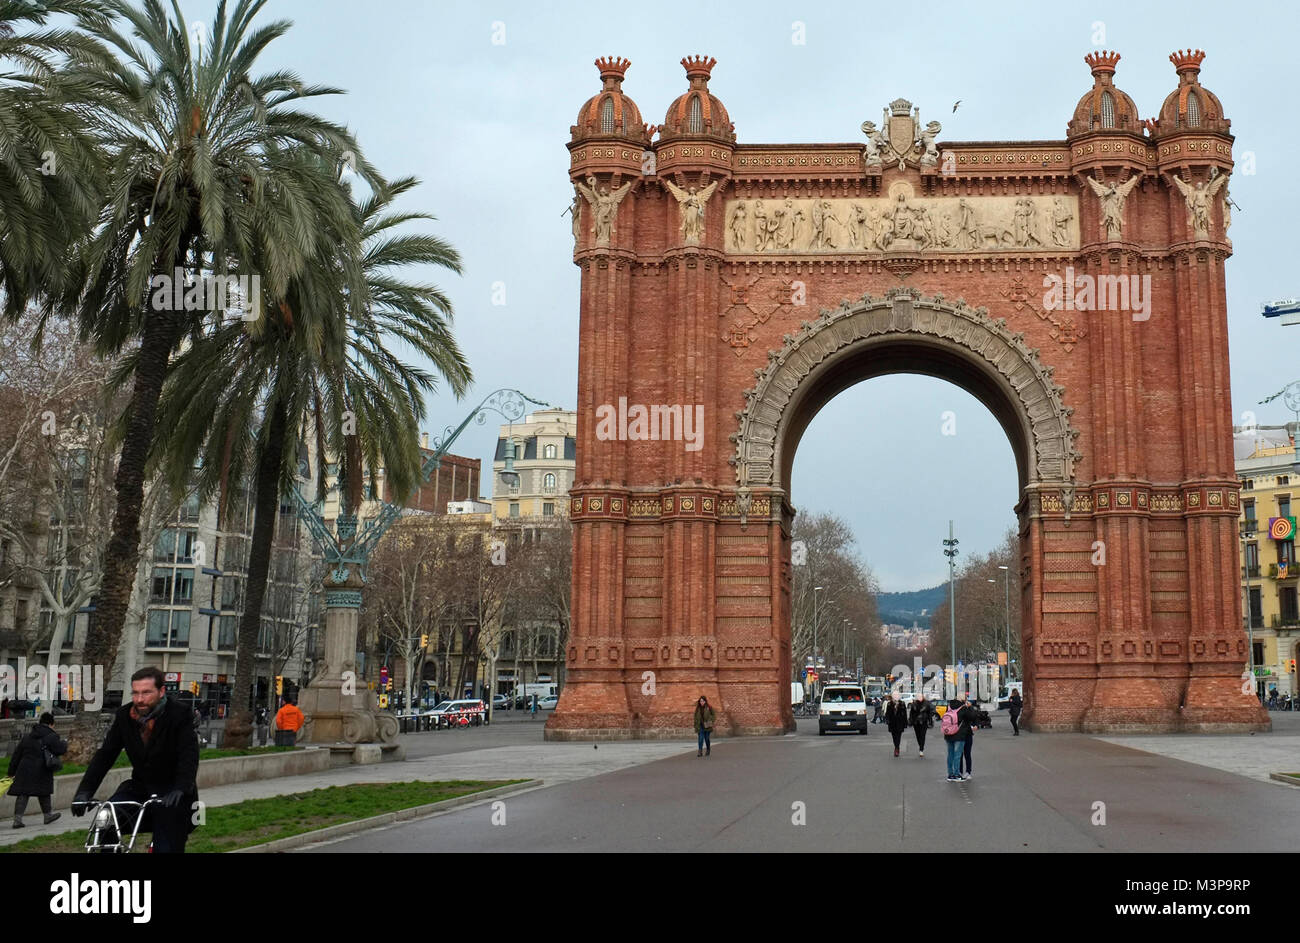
273 693 305 747
693 695 716 756
1008 688 1023 735
871 696 884 725
7 713 66 828
885 694 908 756
959 698 978 779
941 700 964 782
909 692 933 757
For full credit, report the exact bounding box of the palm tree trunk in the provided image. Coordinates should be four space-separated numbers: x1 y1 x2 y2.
224 399 288 748
66 307 180 764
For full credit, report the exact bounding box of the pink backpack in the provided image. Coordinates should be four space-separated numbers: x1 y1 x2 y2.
941 708 960 737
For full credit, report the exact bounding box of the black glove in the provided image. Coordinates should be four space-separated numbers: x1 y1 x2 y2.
71 793 93 816
162 789 186 810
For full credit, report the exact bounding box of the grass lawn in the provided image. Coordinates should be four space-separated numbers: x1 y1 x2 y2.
55 745 294 778
2 779 522 853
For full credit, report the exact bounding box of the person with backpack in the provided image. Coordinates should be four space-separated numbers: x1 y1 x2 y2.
885 694 909 756
909 693 934 757
6 712 66 828
941 700 965 782
1008 688 1023 735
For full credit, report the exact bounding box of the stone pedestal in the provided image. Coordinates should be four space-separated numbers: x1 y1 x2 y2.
298 580 399 752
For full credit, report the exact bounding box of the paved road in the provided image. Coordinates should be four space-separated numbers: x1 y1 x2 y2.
307 717 1300 853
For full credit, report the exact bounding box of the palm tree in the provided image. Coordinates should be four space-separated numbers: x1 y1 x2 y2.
57 0 382 708
0 0 107 314
153 172 471 744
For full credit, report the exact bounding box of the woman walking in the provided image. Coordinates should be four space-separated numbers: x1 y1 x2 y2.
7 713 66 828
959 699 978 779
885 694 909 757
1008 688 1023 736
909 692 933 757
693 695 716 757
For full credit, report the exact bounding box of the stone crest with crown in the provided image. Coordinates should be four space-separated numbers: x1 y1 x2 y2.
861 98 941 170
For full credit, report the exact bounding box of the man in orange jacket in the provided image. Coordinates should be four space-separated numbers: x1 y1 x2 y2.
273 693 305 747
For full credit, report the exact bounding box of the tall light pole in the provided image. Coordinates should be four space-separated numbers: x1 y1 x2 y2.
998 564 1010 686
943 522 959 692
813 586 824 684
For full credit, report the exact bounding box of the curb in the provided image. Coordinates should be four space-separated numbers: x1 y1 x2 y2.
1268 772 1300 788
230 780 541 853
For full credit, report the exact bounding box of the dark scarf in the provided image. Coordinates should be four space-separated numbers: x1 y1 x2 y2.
130 695 168 745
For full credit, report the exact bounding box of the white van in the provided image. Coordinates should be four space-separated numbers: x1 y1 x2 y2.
818 683 869 735
790 681 806 708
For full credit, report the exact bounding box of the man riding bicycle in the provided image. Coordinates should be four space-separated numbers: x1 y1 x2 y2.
71 666 200 853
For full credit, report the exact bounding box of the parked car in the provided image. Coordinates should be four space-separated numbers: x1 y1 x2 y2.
538 694 559 710
491 694 511 710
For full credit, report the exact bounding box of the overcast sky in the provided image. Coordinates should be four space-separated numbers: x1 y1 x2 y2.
173 0 1299 590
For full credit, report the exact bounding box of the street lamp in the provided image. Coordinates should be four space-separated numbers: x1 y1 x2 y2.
998 564 1011 685
813 586 824 687
942 522 959 686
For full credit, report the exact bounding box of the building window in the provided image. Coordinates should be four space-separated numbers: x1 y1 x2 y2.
1244 499 1256 530
1280 495 1292 518
543 444 557 459
1248 587 1263 625
687 95 703 133
1280 540 1295 567
218 615 238 650
1282 587 1299 623
172 568 194 605
509 503 520 518
180 490 200 522
543 502 555 517
1242 479 1254 490
150 568 174 604
600 96 614 134
1186 90 1201 128
1245 542 1259 577
146 609 169 646
1279 477 1290 488
1252 641 1265 667
1100 91 1115 129
154 529 176 562
543 473 557 493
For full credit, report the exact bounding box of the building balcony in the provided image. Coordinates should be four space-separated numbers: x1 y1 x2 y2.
1243 564 1261 579
1268 563 1298 580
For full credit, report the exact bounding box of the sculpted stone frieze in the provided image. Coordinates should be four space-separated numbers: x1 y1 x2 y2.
724 185 1079 254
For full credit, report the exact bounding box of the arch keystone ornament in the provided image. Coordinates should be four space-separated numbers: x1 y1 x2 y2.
551 55 1267 740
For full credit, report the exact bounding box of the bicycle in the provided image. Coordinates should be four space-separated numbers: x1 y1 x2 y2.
75 795 162 853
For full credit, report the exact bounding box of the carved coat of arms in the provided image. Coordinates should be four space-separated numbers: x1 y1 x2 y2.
861 99 941 170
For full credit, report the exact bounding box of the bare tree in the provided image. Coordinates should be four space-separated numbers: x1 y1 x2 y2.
790 512 881 679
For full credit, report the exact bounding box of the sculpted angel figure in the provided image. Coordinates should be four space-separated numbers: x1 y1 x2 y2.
663 177 720 245
1168 171 1228 240
575 175 634 246
1086 174 1141 241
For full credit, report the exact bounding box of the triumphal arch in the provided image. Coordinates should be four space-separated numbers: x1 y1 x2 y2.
548 50 1269 738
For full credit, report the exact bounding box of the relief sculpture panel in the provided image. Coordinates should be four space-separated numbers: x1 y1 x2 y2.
725 183 1079 255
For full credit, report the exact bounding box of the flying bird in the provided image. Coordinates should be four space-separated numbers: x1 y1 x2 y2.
952 100 962 113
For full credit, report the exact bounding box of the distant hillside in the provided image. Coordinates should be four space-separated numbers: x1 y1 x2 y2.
876 583 947 630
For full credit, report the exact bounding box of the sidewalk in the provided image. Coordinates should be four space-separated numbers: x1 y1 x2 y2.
0 740 692 847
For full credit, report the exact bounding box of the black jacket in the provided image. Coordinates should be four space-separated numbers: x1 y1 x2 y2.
76 698 200 800
956 704 977 740
6 723 67 797
1009 694 1023 716
909 700 935 728
884 700 909 732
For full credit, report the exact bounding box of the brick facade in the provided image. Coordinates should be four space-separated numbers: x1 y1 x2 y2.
549 51 1268 739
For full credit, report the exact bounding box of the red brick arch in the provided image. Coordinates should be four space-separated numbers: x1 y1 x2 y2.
548 59 1268 738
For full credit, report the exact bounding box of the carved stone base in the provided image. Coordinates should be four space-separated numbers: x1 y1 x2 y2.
298 682 399 746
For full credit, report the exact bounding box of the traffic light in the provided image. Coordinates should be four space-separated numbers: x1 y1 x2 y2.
1290 659 1296 673
420 633 429 649
275 675 283 695
190 681 199 695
